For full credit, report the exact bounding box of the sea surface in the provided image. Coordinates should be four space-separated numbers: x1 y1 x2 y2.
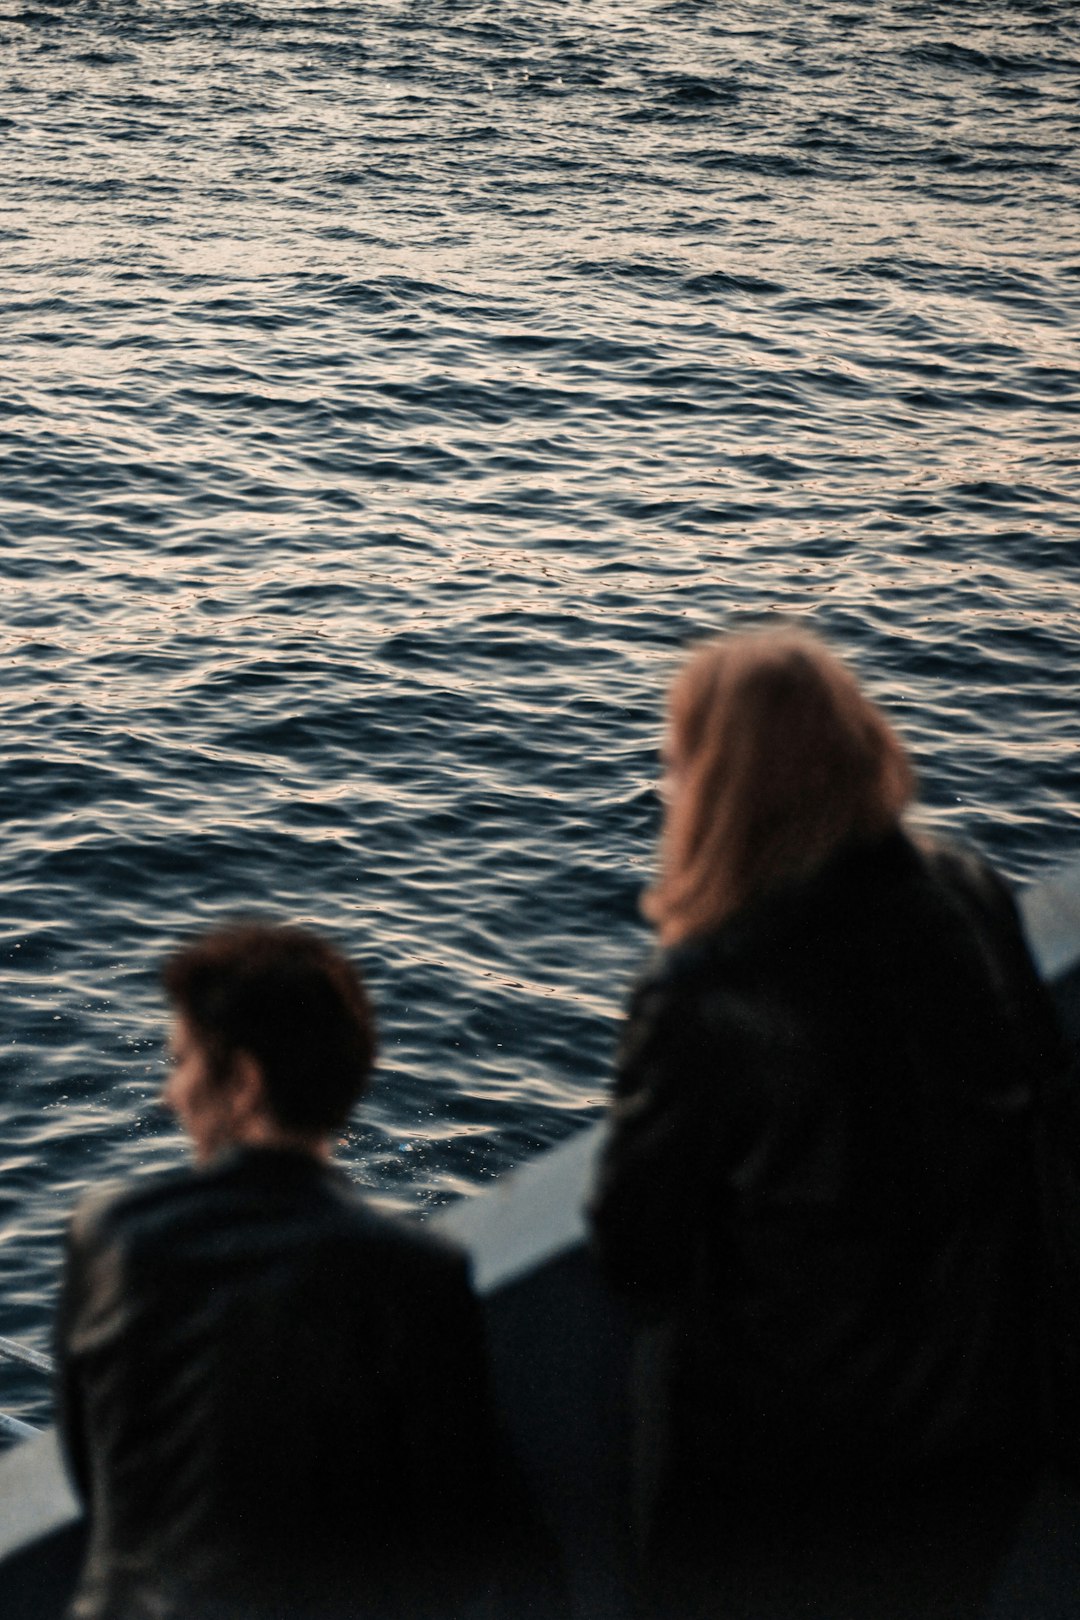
2 0 1079 1430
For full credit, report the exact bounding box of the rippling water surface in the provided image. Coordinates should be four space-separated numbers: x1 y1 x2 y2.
2 0 1079 1424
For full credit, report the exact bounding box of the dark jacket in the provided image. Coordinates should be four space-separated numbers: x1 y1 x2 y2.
56 1146 544 1620
591 832 1065 1524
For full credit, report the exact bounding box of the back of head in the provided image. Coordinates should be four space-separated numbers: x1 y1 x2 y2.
646 627 915 945
162 923 376 1134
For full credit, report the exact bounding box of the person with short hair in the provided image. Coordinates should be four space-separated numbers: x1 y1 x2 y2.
591 627 1066 1619
57 923 546 1620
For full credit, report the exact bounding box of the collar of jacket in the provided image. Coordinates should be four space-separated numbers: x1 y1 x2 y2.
654 825 921 982
199 1142 345 1187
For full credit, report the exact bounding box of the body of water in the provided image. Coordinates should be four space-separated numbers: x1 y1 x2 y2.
2 0 1079 1428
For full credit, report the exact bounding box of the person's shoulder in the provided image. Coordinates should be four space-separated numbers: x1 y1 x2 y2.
620 942 713 1047
66 1149 280 1250
910 831 1018 920
327 1179 473 1290
66 1162 200 1254
635 890 803 1004
631 924 736 998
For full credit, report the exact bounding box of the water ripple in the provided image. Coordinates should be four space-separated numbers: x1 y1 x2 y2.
0 0 1079 1427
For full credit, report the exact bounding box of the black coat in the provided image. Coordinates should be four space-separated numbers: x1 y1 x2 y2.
56 1146 548 1620
591 833 1065 1532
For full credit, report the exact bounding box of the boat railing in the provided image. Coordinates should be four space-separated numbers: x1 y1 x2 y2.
0 1334 50 1443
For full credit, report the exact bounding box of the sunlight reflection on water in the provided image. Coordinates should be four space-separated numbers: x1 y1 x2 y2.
1 0 1079 1423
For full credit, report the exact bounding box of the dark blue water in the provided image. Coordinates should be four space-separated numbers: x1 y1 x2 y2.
2 0 1079 1428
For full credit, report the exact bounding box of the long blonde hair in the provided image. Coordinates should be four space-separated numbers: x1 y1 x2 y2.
645 628 916 945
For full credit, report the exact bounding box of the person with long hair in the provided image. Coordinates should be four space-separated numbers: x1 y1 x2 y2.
590 626 1066 1620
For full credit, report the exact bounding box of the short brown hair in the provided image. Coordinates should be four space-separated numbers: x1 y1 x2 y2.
646 628 915 945
162 923 376 1133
